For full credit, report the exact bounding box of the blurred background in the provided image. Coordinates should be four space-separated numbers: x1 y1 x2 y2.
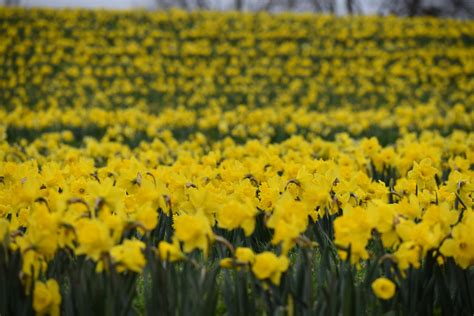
1 0 473 19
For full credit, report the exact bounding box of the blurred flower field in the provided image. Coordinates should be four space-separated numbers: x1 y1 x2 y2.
0 7 473 316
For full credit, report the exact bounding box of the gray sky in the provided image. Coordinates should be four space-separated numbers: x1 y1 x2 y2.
20 0 155 9
6 0 383 14
2 0 462 17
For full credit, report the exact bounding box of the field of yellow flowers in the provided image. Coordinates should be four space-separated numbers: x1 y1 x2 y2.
0 7 473 316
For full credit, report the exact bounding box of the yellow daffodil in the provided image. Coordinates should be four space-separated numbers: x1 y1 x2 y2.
33 279 61 316
110 239 146 273
75 218 114 261
173 212 214 257
371 277 396 300
158 239 185 262
251 252 289 285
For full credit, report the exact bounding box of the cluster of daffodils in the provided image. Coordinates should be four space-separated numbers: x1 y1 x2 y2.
0 7 473 315
1 126 472 304
0 103 472 157
1 8 474 114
